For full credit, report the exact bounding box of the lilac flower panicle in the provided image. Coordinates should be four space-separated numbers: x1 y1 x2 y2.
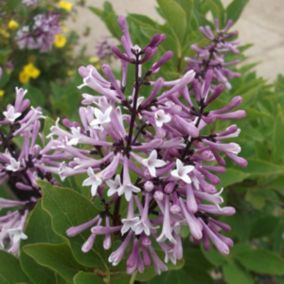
16 12 60 52
186 19 240 90
0 88 54 254
43 16 247 275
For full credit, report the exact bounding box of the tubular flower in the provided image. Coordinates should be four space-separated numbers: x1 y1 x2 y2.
44 16 246 275
0 88 55 254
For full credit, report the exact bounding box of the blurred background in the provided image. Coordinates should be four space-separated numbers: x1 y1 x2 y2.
70 0 284 81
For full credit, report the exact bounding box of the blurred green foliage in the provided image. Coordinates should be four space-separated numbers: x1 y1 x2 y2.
0 0 88 119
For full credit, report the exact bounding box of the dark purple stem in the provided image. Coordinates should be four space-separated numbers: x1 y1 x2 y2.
125 54 141 156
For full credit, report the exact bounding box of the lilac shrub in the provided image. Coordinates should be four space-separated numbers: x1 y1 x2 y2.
0 88 54 254
16 12 61 52
43 16 247 275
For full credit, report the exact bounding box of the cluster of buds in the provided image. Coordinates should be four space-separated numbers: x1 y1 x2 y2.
16 12 60 52
186 19 240 89
43 16 246 275
0 88 53 254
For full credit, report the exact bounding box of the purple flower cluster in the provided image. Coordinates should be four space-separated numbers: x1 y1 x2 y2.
186 19 240 89
43 16 247 274
16 12 60 52
0 88 53 254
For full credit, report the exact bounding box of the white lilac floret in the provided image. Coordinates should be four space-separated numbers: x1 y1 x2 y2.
45 16 247 275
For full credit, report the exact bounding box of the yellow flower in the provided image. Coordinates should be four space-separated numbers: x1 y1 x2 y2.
67 70 75 77
54 34 67 48
23 63 41 79
19 71 30 84
89 56 101 69
61 24 68 33
89 56 99 64
0 28 10 39
8 20 19 30
0 90 5 97
58 1 73 12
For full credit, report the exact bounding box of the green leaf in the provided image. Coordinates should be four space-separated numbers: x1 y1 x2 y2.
50 77 81 120
245 189 266 209
149 267 214 284
227 213 252 241
203 0 225 26
226 0 249 23
0 251 28 284
235 249 284 275
184 246 212 271
6 0 21 11
231 244 251 257
157 0 187 56
201 247 228 266
182 246 214 284
272 222 284 252
110 274 131 284
73 272 103 284
40 181 108 272
270 176 284 194
0 49 11 65
135 259 184 282
22 201 63 244
149 269 188 284
20 201 64 284
89 2 121 39
250 215 279 239
223 262 254 284
219 168 250 187
245 159 284 176
26 85 45 108
42 117 56 140
0 72 11 88
23 243 84 283
272 107 284 162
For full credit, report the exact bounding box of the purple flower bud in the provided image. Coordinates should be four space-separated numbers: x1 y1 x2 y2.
150 51 173 73
148 34 166 48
